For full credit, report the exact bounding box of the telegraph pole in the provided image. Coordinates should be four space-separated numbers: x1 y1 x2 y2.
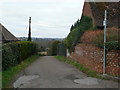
103 10 107 74
27 17 31 41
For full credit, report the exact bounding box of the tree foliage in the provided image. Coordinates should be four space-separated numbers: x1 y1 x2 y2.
64 15 93 52
51 40 60 56
2 41 38 71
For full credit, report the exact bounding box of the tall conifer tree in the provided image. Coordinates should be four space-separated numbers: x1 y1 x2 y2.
27 17 31 41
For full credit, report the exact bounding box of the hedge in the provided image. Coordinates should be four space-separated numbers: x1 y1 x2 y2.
64 15 93 52
2 41 38 71
90 29 119 51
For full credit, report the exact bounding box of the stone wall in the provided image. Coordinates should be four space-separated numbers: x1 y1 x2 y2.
69 44 120 75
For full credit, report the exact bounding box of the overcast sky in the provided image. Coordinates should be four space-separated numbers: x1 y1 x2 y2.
0 0 85 38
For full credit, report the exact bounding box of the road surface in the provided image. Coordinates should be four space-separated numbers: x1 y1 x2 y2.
13 56 119 88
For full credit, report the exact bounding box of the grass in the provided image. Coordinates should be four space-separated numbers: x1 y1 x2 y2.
0 72 2 89
2 55 39 88
55 56 105 79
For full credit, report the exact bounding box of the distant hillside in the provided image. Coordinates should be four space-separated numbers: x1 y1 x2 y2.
18 37 63 52
18 37 63 51
18 37 63 41
83 2 119 28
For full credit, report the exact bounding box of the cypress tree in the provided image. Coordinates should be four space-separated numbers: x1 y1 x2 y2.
27 17 31 41
70 25 74 31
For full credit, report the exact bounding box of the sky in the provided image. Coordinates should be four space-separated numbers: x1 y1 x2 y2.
0 0 85 38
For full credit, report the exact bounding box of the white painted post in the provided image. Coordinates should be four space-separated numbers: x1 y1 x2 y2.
67 49 70 57
103 10 107 74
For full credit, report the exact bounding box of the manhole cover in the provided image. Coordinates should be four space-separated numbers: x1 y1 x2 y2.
74 77 99 85
13 75 39 88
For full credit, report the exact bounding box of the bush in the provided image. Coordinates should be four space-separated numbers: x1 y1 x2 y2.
106 41 119 51
2 41 38 71
64 15 93 52
82 28 119 51
81 30 103 44
2 45 16 70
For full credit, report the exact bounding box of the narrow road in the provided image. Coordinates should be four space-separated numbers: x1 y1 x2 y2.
13 56 119 88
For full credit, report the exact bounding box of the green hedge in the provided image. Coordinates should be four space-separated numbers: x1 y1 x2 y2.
2 41 38 71
106 41 119 51
64 15 93 52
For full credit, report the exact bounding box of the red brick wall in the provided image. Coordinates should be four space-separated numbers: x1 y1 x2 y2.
83 2 95 26
69 44 120 75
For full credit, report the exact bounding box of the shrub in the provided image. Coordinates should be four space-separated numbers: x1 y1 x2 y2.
81 28 119 51
2 41 38 71
64 15 93 52
106 41 119 51
2 45 17 70
92 28 119 50
81 30 103 44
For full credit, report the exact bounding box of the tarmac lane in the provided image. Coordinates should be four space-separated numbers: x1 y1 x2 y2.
13 56 119 88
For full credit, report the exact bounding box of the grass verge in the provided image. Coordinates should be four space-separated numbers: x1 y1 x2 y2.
2 55 39 88
55 56 106 79
0 72 2 89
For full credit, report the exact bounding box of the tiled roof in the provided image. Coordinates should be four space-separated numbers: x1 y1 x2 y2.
0 23 18 42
